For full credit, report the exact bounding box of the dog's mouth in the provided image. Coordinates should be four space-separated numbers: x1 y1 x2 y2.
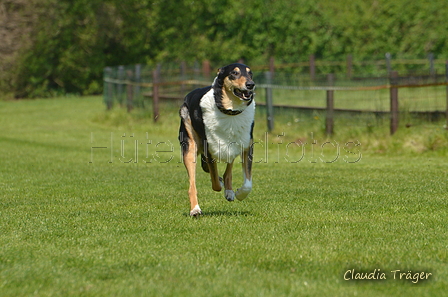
233 88 254 101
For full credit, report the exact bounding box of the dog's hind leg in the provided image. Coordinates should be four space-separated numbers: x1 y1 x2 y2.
235 142 253 201
179 112 201 216
184 147 201 216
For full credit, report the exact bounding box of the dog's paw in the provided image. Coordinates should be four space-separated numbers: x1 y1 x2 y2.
190 205 202 217
225 190 235 202
235 180 252 201
235 188 250 201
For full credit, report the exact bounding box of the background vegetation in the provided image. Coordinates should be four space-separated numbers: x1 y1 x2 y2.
1 0 448 98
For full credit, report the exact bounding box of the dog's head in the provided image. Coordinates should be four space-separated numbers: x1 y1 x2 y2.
214 63 255 106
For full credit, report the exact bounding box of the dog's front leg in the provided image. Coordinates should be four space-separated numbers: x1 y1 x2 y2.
223 161 235 201
235 144 253 201
205 152 222 192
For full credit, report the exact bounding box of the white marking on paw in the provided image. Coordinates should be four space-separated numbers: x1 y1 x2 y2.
190 205 202 216
225 190 235 202
236 179 252 201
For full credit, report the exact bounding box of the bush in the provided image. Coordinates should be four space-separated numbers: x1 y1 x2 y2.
5 0 448 98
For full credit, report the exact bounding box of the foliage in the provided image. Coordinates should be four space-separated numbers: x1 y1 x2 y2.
4 0 448 97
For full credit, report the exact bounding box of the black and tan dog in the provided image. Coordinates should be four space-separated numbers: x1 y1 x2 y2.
178 63 255 216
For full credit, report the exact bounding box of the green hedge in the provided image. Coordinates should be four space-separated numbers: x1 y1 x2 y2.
8 0 448 98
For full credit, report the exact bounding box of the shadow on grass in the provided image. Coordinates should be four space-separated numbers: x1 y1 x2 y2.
183 210 252 217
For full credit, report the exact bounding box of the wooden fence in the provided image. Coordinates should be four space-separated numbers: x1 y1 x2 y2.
103 57 448 135
254 54 446 80
258 70 448 135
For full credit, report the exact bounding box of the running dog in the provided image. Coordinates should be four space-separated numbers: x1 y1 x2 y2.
178 63 255 216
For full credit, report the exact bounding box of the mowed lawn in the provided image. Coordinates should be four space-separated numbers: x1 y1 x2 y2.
0 96 447 296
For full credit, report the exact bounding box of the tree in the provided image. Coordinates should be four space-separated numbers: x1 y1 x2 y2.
5 0 448 98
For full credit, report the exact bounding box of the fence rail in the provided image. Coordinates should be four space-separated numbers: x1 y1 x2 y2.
103 56 448 134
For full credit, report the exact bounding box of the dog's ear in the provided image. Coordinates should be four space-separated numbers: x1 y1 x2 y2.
214 67 227 87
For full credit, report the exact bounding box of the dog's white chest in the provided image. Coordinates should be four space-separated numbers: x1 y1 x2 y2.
200 89 255 162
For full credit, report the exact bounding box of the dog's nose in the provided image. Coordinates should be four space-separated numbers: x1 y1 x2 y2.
246 82 255 90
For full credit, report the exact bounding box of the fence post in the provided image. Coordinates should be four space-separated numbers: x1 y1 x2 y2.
269 56 275 79
104 67 113 110
202 60 211 80
309 54 315 80
193 61 201 89
193 61 200 79
346 55 353 79
180 61 187 96
134 64 141 106
385 53 392 76
126 70 134 112
117 65 125 105
152 68 160 122
265 71 274 132
446 61 448 130
326 74 335 136
428 53 435 77
390 71 399 135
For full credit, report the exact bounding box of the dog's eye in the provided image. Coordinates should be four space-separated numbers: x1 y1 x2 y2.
231 70 239 76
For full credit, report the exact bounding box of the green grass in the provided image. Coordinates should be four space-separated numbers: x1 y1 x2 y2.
1 96 447 296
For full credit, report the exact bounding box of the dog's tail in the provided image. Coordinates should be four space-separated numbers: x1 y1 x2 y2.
201 154 210 173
